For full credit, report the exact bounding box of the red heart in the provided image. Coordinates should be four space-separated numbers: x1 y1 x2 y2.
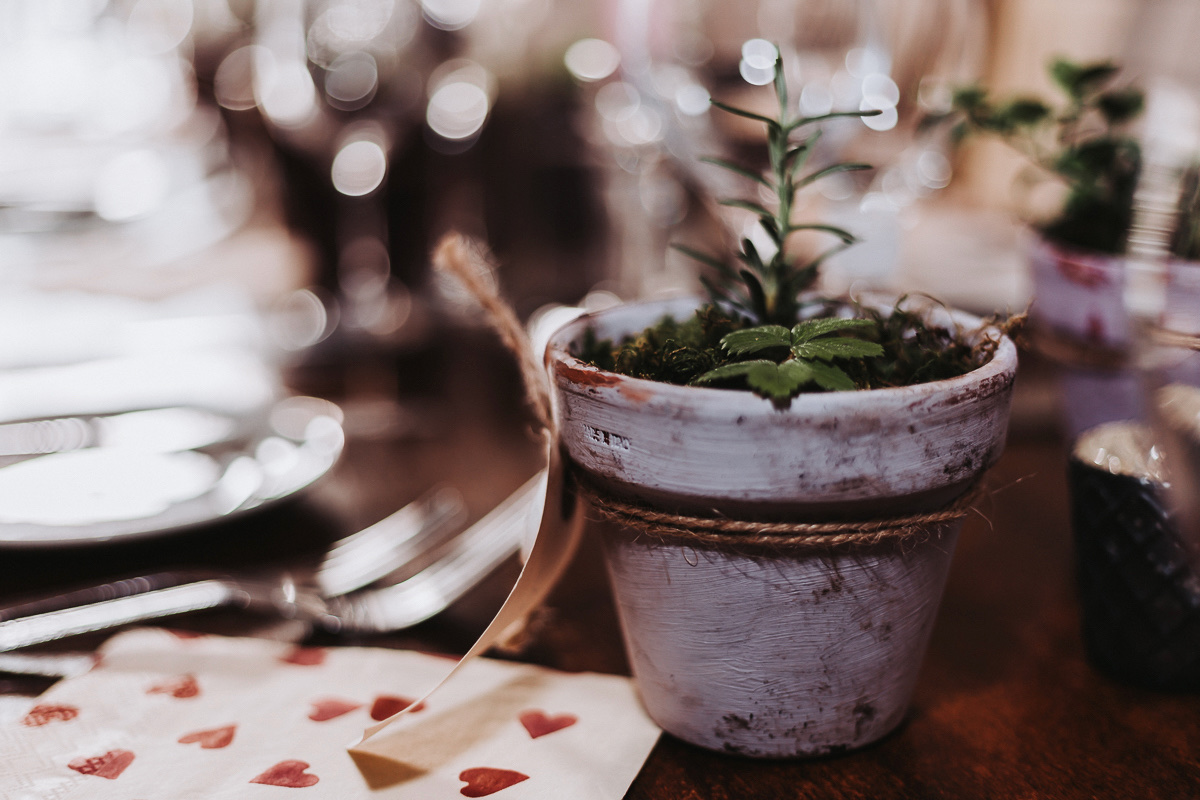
369 695 425 720
519 710 577 739
308 698 361 722
22 704 79 727
147 674 200 699
280 647 326 666
458 767 529 797
251 760 320 788
68 749 135 780
178 724 236 749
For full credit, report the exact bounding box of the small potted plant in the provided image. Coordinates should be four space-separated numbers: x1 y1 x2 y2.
944 58 1144 351
545 53 1019 758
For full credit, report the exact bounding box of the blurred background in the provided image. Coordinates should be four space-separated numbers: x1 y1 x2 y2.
2 0 1200 543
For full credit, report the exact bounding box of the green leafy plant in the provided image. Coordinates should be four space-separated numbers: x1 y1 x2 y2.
945 58 1144 255
576 49 984 406
674 52 878 327
694 318 881 404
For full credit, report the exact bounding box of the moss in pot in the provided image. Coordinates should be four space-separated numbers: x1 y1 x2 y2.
547 54 1019 757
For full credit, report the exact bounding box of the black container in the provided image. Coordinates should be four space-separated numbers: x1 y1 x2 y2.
1069 453 1200 690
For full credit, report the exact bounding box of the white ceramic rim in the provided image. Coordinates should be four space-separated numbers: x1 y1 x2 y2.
547 295 1018 414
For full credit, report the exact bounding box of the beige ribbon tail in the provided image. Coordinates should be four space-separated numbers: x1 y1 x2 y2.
347 437 584 785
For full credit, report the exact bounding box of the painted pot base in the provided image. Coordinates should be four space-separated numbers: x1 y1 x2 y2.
599 520 961 758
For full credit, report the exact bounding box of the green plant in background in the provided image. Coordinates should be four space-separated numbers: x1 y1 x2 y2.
945 58 1144 255
578 49 985 406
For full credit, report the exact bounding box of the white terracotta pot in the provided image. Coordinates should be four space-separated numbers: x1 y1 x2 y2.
545 297 1018 758
1028 237 1200 438
1028 236 1128 348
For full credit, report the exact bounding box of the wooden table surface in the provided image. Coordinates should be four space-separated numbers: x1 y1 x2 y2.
3 333 1198 799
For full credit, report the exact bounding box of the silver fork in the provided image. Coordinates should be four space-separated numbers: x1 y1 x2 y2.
0 485 466 628
0 472 542 651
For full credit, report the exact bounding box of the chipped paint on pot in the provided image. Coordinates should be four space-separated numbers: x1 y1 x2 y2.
601 522 961 757
1029 236 1127 348
547 297 1017 520
546 297 1017 758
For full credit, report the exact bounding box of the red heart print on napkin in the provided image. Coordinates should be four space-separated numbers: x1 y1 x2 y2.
518 710 577 739
22 704 79 727
369 695 425 720
68 749 135 780
280 647 326 666
458 767 529 797
178 724 236 749
147 674 200 698
251 760 320 788
308 698 361 722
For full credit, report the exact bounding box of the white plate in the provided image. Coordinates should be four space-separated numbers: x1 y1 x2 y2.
0 396 344 548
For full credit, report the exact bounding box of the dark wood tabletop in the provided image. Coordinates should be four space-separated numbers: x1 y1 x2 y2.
3 332 1198 800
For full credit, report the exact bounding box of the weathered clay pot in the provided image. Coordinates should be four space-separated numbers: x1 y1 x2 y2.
1028 235 1127 348
546 297 1018 758
1029 236 1200 438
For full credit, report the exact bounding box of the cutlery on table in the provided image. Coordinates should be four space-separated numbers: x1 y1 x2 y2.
0 472 543 652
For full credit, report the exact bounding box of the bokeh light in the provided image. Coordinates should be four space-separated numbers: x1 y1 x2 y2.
564 38 620 83
331 138 388 196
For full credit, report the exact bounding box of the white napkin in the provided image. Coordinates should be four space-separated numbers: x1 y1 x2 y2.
1 629 659 799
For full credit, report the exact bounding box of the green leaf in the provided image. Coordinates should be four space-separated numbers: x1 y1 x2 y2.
998 98 1051 126
806 361 858 391
701 157 771 187
791 317 876 343
746 359 811 400
694 359 774 385
1057 139 1120 176
739 238 765 272
793 336 885 362
788 130 821 176
1050 58 1118 99
772 52 788 111
785 109 882 133
796 162 873 189
710 100 781 132
719 198 773 218
951 86 987 112
669 244 729 274
738 269 768 319
786 223 858 244
759 216 782 243
721 325 792 356
697 274 729 309
1096 89 1144 124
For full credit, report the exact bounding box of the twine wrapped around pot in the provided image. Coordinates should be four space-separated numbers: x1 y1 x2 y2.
575 469 987 554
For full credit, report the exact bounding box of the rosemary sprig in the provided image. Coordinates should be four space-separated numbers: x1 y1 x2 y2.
674 51 879 327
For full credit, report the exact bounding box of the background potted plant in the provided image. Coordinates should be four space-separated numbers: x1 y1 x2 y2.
544 53 1019 758
946 58 1145 351
941 59 1144 437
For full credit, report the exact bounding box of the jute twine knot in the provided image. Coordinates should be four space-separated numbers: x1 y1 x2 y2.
576 469 987 554
432 234 555 438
